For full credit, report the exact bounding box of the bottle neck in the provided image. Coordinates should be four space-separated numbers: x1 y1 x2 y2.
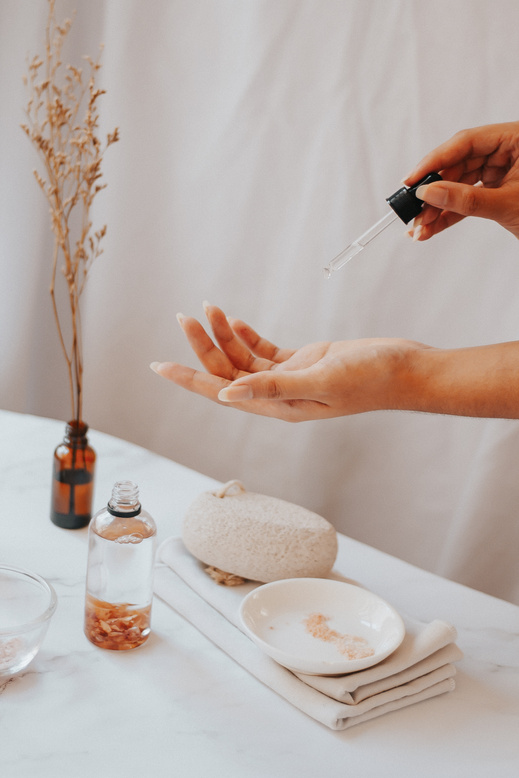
107 480 142 518
64 420 89 446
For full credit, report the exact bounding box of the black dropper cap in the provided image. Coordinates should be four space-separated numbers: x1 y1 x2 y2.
386 172 443 224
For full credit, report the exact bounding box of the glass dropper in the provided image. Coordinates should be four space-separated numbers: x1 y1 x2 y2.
323 172 442 278
323 211 397 278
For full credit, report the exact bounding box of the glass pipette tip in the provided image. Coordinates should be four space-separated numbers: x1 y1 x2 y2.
323 210 397 278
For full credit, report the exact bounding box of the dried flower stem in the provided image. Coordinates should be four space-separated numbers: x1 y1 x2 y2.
21 0 119 423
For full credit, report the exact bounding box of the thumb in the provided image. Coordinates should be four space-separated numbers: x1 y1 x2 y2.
218 372 307 403
416 180 509 222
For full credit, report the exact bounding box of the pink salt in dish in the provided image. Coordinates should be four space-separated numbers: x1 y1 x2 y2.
303 612 375 661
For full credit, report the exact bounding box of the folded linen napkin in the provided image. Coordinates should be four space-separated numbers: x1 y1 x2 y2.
154 536 462 731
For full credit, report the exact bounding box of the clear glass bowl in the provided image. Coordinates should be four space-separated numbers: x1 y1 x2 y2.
0 564 57 676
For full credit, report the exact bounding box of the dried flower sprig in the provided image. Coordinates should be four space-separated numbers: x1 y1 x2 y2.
21 0 119 423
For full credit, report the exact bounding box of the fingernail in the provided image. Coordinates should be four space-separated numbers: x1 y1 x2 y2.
150 361 164 374
176 312 186 326
415 184 449 208
202 300 211 312
412 225 423 242
218 385 253 402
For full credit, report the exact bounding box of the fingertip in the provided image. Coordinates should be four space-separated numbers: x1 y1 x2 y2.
415 182 449 208
150 361 166 375
217 387 231 402
218 384 253 402
204 300 227 322
401 168 419 185
412 225 423 242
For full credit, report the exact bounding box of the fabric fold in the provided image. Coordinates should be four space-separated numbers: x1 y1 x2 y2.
154 536 462 731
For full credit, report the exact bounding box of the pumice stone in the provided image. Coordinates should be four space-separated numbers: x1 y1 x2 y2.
182 480 338 583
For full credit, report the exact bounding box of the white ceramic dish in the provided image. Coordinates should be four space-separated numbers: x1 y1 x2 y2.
239 577 405 675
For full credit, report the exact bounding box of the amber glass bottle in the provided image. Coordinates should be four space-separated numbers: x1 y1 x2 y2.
50 421 96 529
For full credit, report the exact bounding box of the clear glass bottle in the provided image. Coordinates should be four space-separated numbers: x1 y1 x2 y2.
51 420 96 529
84 480 157 650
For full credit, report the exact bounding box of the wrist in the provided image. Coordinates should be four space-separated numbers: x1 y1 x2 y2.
395 341 519 418
388 341 437 412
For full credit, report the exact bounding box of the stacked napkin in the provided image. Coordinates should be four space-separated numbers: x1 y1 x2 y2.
154 536 462 731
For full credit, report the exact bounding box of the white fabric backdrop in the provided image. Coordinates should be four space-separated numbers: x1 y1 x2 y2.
1 0 519 603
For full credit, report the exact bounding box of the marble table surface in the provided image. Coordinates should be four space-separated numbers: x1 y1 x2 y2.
1 410 518 778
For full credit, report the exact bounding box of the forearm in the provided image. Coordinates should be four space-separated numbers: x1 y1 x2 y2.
399 341 519 419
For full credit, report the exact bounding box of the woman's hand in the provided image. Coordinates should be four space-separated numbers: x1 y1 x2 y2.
150 303 427 422
404 121 519 241
151 303 519 421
